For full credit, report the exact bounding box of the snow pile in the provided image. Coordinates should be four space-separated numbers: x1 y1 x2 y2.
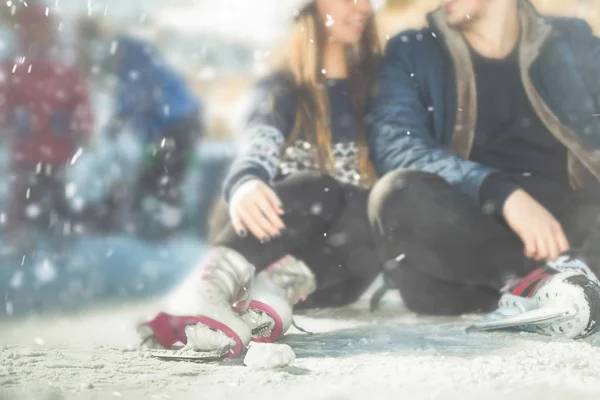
244 343 296 370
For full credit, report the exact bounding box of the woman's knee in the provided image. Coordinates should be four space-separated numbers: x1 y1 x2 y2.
275 172 343 216
276 171 339 193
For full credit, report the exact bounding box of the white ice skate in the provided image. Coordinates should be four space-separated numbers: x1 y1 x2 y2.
468 254 600 339
240 255 316 343
137 247 255 360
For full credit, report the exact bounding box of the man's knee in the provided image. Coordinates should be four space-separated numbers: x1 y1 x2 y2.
562 200 600 248
568 204 600 230
368 169 446 224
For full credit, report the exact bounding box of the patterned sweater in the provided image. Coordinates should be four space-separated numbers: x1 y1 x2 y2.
223 72 364 201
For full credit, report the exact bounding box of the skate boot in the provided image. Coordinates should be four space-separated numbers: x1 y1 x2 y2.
240 255 316 342
137 247 255 359
468 254 600 339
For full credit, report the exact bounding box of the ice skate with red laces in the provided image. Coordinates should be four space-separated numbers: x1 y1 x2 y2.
468 252 600 339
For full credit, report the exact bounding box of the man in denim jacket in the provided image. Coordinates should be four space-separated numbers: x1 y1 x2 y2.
367 0 600 315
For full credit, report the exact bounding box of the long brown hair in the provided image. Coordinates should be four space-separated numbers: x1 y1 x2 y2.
273 1 381 187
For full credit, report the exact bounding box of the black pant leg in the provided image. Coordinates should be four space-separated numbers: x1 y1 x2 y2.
294 186 381 308
214 174 380 308
368 169 527 315
391 267 500 314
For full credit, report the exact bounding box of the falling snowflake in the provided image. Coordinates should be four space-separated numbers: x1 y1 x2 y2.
34 259 57 284
10 271 23 289
24 204 41 219
71 197 85 212
65 182 77 198
129 70 140 81
109 41 119 55
309 202 323 215
70 148 84 165
5 301 13 316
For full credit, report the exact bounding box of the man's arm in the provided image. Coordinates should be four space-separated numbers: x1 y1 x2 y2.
367 34 503 204
551 18 600 130
368 33 570 261
587 37 600 108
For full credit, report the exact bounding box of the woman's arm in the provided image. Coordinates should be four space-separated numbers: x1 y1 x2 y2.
223 72 297 202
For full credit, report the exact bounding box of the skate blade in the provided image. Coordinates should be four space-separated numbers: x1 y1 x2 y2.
148 347 230 362
467 306 575 333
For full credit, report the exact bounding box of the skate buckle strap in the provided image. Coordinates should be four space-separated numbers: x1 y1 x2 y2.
507 268 552 298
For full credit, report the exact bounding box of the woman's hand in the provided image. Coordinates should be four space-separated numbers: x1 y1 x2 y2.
229 179 285 241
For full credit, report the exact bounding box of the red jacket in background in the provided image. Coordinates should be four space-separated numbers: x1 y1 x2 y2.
0 57 93 167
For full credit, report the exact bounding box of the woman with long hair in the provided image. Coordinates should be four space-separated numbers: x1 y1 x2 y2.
139 0 382 358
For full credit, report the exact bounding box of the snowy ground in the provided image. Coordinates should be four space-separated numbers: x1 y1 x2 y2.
2 295 600 400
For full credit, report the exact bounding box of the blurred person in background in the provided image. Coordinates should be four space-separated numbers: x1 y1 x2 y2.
0 4 17 62
106 35 204 241
76 19 204 241
138 0 383 358
367 0 600 335
0 4 93 253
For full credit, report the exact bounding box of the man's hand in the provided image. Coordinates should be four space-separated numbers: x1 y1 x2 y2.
503 189 570 262
229 179 285 242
